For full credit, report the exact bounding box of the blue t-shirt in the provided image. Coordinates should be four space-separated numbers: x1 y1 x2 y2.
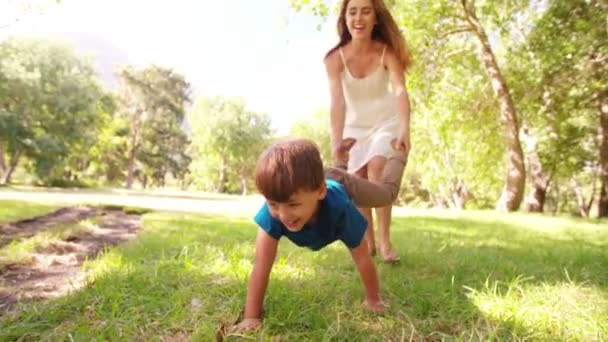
253 179 368 251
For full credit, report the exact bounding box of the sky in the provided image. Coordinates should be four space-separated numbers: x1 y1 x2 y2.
0 0 340 133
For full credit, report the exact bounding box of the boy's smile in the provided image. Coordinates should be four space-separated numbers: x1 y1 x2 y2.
267 183 327 232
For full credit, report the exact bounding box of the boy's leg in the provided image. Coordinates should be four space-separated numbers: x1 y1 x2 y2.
326 147 407 208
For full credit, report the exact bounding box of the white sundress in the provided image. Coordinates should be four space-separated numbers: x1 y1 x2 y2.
339 46 400 173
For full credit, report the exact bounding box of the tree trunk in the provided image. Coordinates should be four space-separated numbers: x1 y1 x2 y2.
461 0 526 212
572 179 594 218
521 123 549 212
0 142 6 176
217 156 227 193
126 132 138 189
431 193 449 209
451 180 470 209
1 149 21 185
125 107 145 189
241 168 248 196
126 146 137 189
551 182 560 216
598 92 608 217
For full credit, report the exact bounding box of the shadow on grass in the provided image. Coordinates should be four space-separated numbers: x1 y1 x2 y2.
393 215 608 286
1 212 606 340
385 214 607 339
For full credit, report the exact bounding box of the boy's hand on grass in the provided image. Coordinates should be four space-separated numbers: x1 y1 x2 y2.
363 298 386 313
233 318 262 332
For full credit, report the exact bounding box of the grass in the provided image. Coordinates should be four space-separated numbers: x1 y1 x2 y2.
0 200 60 223
0 204 606 341
0 218 97 270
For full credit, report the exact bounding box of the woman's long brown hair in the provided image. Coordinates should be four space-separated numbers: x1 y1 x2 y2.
325 0 412 72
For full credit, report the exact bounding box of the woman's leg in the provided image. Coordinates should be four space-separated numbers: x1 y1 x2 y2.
367 156 400 262
355 165 376 255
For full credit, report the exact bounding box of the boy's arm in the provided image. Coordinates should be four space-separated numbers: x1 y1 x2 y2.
349 241 385 313
243 228 279 320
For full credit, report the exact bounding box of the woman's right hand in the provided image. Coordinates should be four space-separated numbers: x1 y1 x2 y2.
332 138 357 164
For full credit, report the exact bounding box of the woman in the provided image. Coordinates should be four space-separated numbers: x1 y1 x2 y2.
324 0 412 262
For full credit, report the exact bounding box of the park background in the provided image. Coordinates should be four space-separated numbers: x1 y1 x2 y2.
0 0 606 340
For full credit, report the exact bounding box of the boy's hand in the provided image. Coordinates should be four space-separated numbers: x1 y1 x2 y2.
233 318 262 332
363 298 387 313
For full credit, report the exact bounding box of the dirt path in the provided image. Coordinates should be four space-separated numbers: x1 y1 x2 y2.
0 207 141 313
0 206 98 248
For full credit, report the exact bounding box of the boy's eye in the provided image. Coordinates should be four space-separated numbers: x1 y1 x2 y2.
288 203 301 208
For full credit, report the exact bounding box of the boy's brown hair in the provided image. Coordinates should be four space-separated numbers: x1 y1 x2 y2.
255 139 325 202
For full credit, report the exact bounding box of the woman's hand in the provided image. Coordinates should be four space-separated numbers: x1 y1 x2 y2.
394 124 411 155
332 138 357 165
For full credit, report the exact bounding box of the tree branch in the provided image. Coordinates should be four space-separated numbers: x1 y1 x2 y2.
440 26 474 39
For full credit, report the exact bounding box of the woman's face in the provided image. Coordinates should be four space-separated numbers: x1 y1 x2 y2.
345 0 376 40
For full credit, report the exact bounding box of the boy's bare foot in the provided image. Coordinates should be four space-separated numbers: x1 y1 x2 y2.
232 318 262 332
363 298 386 313
333 138 356 169
380 243 400 264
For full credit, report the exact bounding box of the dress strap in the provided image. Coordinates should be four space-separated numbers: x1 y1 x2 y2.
338 47 347 67
380 45 387 65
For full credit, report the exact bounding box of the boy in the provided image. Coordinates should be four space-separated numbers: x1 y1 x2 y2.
236 138 407 331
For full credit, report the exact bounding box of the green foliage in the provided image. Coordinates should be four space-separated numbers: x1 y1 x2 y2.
0 38 105 185
289 0 607 213
0 0 605 215
116 65 192 188
0 200 59 222
188 97 273 193
290 109 332 163
86 94 130 185
507 0 607 209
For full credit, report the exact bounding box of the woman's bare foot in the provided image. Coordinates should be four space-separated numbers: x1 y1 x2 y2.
232 318 262 332
363 298 386 313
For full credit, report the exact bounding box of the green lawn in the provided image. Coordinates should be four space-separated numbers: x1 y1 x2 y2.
0 204 606 341
0 200 60 223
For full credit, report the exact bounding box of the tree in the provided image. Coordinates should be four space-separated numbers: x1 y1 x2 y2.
290 109 332 163
86 93 130 185
511 0 607 216
0 37 104 185
116 65 191 189
189 97 273 194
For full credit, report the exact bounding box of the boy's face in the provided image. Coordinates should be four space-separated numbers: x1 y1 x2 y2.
266 183 327 232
